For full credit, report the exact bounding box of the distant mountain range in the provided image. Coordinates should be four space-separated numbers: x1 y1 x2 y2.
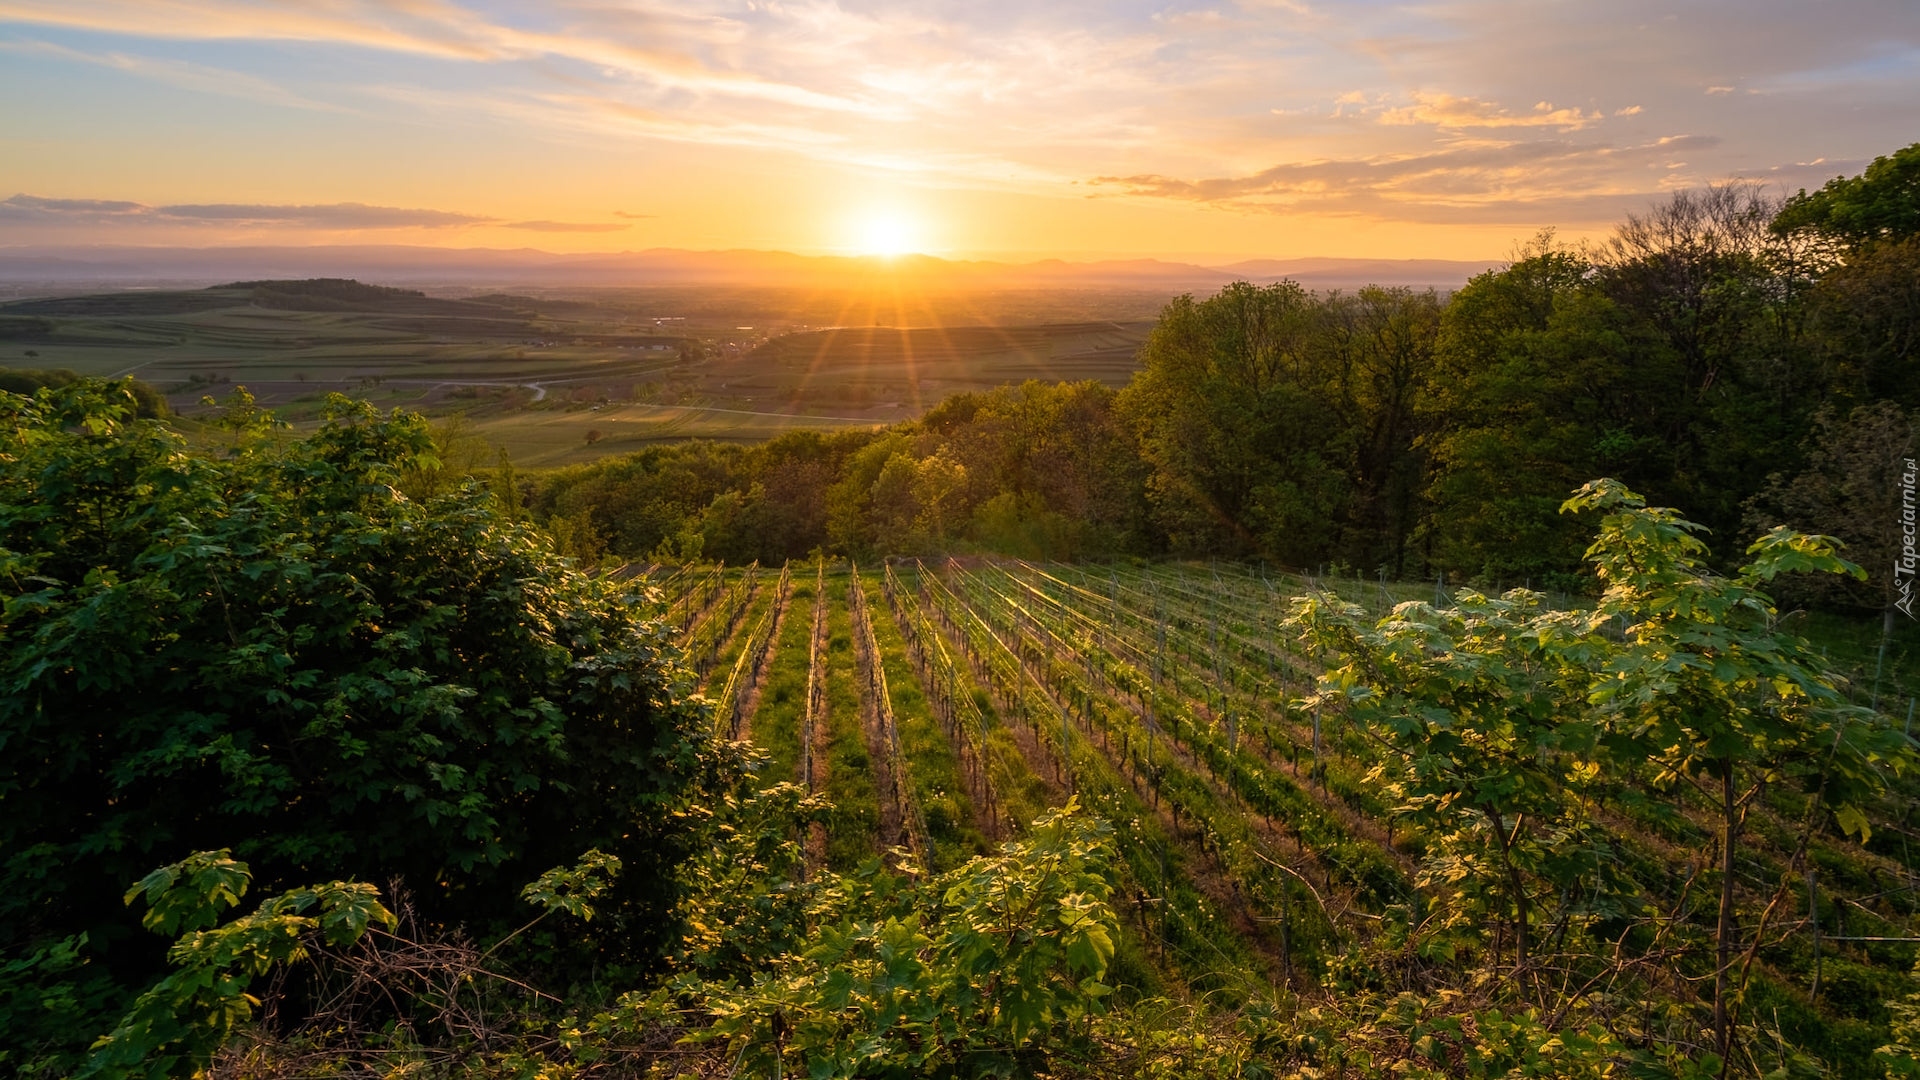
0 244 1499 295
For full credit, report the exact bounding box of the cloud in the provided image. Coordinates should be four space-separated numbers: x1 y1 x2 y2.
612 210 655 220
1377 92 1605 131
1089 135 1731 224
0 0 890 116
156 202 487 227
0 0 505 60
1 194 145 214
0 37 349 112
0 194 488 228
503 220 629 232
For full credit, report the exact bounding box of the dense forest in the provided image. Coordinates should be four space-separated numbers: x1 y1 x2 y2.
3 146 1919 1080
531 144 1920 609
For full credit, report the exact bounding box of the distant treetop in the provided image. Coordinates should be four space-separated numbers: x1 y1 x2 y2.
1772 141 1920 249
0 365 168 417
213 277 427 302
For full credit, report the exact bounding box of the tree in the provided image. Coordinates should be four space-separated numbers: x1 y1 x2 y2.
1596 184 1809 544
913 448 968 540
1119 281 1346 562
1319 287 1442 577
912 380 1147 558
1743 401 1915 614
825 429 917 555
1293 584 1625 979
736 429 848 559
0 381 727 1070
1421 240 1660 583
1774 142 1920 252
1295 480 1914 1062
532 439 758 556
1801 236 1920 409
1561 480 1910 1064
1602 185 1782 378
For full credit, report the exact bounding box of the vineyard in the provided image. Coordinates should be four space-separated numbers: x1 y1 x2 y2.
641 555 1920 1068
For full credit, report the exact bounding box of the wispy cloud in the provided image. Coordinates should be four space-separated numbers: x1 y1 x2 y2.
0 194 488 228
160 202 487 227
0 1 891 114
0 0 543 62
2 195 145 214
0 36 349 112
1090 135 1730 224
503 220 628 233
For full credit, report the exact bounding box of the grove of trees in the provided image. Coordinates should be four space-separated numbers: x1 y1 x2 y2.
529 144 1920 613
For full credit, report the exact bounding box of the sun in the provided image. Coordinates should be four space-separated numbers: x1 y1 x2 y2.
852 211 920 257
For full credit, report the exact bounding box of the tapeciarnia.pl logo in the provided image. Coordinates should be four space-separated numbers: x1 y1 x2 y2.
1899 456 1918 619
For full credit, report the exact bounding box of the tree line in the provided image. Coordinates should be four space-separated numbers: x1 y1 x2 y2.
529 143 1920 606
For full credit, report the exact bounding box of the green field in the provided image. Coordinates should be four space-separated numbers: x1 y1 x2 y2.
713 321 1151 414
0 279 1155 465
649 557 1919 1068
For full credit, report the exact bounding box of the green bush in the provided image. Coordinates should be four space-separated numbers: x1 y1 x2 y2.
0 366 167 416
0 380 725 1072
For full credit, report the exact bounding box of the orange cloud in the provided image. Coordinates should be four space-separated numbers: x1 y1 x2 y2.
1378 92 1604 131
1089 135 1726 224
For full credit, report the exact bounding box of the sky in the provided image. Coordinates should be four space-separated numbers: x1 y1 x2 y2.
0 0 1916 262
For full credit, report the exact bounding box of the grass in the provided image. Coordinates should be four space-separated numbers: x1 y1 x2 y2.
461 402 874 468
719 321 1150 412
915 563 1282 997
716 570 782 678
1791 607 1920 717
857 571 988 872
819 574 881 871
886 564 1054 840
746 575 816 786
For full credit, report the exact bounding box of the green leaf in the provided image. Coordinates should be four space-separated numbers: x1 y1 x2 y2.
1833 802 1873 842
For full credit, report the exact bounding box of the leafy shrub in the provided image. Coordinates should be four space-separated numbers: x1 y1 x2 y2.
0 366 167 416
78 850 392 1080
597 797 1122 1078
0 380 725 1071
